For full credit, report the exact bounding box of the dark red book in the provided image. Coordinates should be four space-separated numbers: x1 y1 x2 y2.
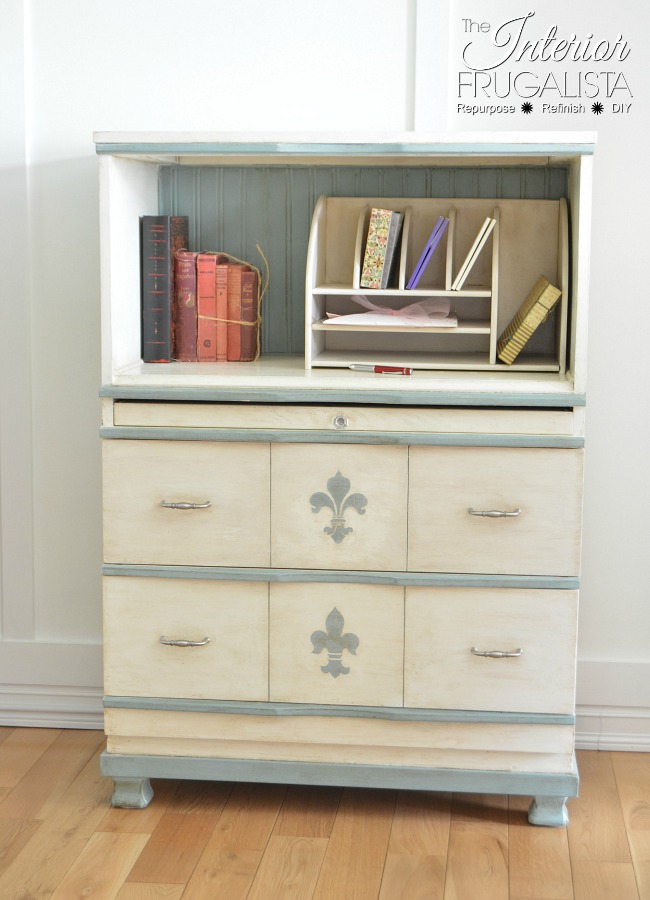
240 268 260 361
173 250 198 361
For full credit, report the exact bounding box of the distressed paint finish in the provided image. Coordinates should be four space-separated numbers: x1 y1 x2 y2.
100 425 584 449
103 695 575 726
102 565 580 590
408 446 584 577
528 796 570 827
110 776 153 809
99 384 587 408
94 135 594 156
101 751 579 816
103 577 269 702
102 439 271 567
404 587 578 715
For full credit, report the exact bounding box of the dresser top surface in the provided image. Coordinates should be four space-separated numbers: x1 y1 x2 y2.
93 130 596 163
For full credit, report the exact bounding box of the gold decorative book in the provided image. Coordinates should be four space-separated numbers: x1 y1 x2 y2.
360 207 403 289
497 275 562 365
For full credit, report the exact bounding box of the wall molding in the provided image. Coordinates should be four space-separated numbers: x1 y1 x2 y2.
575 660 650 748
0 685 104 729
0 0 35 640
0 639 103 729
575 705 650 752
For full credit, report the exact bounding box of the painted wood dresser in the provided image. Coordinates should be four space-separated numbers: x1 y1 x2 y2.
96 132 594 825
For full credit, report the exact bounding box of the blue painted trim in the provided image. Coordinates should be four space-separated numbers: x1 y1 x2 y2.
101 564 580 590
103 695 575 726
110 776 153 809
96 141 594 158
99 384 586 408
528 796 570 826
99 425 583 449
100 751 580 798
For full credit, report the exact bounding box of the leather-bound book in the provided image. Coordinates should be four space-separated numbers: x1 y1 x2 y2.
240 268 260 361
173 250 198 361
170 217 190 336
140 216 173 362
140 215 189 363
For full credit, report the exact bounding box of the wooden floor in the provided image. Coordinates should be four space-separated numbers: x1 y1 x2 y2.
0 728 648 899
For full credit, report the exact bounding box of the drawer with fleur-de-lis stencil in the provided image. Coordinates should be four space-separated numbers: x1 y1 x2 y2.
270 443 408 571
269 582 404 707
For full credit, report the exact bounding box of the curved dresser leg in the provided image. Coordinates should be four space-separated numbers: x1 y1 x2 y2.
111 777 154 809
528 796 569 827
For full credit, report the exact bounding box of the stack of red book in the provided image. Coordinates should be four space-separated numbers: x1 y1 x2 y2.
140 215 261 363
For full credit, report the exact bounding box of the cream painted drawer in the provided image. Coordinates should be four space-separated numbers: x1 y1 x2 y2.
408 447 583 576
269 582 404 707
102 440 270 566
404 587 578 714
111 400 574 436
271 443 408 571
103 577 268 701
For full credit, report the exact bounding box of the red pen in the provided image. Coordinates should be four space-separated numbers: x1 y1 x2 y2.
349 364 412 375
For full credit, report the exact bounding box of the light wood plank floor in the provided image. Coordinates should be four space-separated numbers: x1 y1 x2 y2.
0 728 648 899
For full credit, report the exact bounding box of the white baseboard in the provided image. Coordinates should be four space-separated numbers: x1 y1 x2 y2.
575 705 650 752
575 658 650 751
0 685 104 729
0 639 104 729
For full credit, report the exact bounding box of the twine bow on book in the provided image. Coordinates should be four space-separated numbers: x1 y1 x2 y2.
197 244 270 361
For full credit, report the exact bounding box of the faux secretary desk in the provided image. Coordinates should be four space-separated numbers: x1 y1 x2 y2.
96 131 593 826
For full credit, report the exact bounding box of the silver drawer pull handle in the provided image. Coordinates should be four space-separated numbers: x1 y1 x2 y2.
160 636 210 648
468 507 521 518
332 414 349 429
160 500 212 510
471 646 522 659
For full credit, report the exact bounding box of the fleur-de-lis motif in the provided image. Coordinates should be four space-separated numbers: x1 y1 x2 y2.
310 607 359 678
309 471 368 544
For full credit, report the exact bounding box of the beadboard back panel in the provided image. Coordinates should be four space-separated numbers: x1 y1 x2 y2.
159 165 569 356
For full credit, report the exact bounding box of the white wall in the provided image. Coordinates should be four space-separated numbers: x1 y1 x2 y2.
1 0 648 746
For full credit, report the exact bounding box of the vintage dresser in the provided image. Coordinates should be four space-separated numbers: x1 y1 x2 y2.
96 132 593 825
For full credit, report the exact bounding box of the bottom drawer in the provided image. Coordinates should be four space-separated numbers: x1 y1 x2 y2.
105 708 576 775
